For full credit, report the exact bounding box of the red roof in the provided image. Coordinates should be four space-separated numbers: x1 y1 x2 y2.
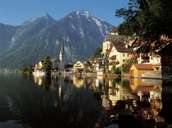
136 85 161 92
134 64 154 70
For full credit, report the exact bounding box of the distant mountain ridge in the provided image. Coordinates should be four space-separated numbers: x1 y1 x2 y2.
0 11 113 69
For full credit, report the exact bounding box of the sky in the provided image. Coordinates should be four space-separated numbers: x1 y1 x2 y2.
0 0 128 26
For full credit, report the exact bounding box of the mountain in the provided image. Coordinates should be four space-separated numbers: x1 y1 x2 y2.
0 11 113 69
0 23 17 54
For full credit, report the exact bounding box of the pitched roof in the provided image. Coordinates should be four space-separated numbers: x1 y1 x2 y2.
113 42 132 53
105 34 132 53
133 64 154 70
105 33 127 43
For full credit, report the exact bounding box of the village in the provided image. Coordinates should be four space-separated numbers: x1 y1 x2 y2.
1 0 172 127
29 27 168 128
32 27 162 80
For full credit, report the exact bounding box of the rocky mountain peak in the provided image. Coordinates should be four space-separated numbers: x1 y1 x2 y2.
0 11 113 69
22 13 55 25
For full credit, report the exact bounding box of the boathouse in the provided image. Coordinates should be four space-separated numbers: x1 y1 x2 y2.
130 64 155 78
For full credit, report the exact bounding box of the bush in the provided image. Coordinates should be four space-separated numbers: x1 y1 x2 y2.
112 66 121 75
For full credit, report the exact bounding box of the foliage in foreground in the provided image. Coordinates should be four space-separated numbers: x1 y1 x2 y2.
116 0 172 52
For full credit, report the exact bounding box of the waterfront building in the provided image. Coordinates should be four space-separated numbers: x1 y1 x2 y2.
101 29 133 71
73 61 85 73
130 64 162 79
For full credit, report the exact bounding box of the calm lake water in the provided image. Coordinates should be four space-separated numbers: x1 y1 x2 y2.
0 73 172 128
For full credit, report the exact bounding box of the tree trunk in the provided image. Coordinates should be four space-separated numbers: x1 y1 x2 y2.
161 55 172 79
160 44 172 124
160 44 172 80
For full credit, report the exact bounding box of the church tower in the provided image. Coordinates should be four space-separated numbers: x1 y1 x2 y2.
59 41 65 73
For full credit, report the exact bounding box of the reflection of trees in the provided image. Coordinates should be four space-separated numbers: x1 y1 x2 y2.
161 81 172 124
6 76 101 128
1 75 171 127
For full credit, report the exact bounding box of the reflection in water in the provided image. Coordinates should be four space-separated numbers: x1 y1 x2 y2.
0 74 171 128
20 74 101 128
161 81 172 124
33 76 43 86
72 76 85 88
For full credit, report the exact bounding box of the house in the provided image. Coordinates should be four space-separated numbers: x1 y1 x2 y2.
128 39 162 79
137 52 161 65
130 64 154 78
91 58 105 75
128 39 161 66
130 64 162 79
73 61 85 73
102 30 133 71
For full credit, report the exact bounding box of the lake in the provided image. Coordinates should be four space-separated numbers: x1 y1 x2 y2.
0 73 172 128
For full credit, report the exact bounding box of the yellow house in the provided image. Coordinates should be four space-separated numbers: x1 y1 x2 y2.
73 61 85 73
130 64 154 78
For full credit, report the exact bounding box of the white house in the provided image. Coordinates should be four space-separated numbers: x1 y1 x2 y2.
102 31 133 71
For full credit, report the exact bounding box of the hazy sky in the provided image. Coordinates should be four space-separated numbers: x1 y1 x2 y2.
0 0 128 26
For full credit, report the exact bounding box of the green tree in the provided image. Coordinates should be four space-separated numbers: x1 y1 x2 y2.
116 0 172 49
90 46 103 59
122 58 137 73
112 66 121 75
116 0 172 78
42 56 52 74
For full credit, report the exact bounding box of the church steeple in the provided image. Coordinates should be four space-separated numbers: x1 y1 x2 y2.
59 41 64 62
58 41 65 73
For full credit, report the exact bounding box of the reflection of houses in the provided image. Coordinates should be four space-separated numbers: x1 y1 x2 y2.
130 78 162 110
73 61 85 73
108 80 131 106
52 58 59 70
130 77 163 121
102 30 133 71
64 63 73 72
72 76 84 88
92 77 131 107
130 64 162 79
33 75 43 86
